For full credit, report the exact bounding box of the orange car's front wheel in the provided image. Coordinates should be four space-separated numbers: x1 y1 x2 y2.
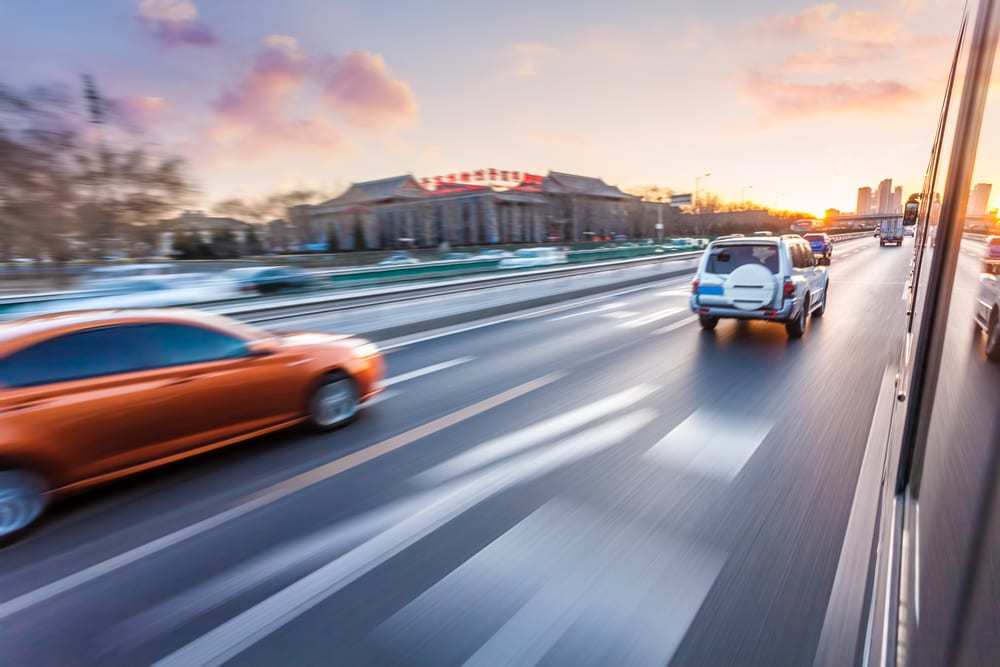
308 372 359 431
0 469 46 544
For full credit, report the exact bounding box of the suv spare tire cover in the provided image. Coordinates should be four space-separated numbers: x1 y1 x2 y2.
724 263 777 311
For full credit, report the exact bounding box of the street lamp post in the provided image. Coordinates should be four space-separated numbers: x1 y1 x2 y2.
694 172 711 212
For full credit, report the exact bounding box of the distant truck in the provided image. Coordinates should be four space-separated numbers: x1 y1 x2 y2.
880 218 904 246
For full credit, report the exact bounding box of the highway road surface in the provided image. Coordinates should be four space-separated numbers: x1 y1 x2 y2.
1 236 992 666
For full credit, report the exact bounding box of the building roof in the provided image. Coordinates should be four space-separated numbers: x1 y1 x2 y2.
544 171 633 199
318 175 426 210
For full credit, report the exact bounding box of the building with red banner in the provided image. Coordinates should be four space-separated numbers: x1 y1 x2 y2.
294 170 638 249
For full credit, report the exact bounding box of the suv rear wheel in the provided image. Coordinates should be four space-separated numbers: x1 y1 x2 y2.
986 309 1000 361
786 299 808 339
699 315 719 331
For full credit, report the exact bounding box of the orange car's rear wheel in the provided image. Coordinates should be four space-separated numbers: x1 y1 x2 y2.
0 469 46 543
309 372 359 431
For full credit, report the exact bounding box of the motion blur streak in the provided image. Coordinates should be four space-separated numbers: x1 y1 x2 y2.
0 372 561 619
154 409 658 666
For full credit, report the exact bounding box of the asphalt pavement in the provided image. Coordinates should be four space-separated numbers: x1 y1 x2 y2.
0 236 972 666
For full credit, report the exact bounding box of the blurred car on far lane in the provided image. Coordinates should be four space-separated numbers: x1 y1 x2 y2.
0 308 384 541
10 274 238 316
498 247 568 268
378 252 420 266
441 252 474 261
803 232 833 265
974 237 1000 360
752 230 775 237
475 248 513 259
662 238 700 251
223 266 318 294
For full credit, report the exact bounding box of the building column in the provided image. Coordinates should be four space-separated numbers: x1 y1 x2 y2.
481 198 499 243
363 212 378 249
445 202 461 244
511 205 522 242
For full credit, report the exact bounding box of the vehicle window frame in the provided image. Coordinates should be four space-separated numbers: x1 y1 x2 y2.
0 322 252 389
0 325 152 388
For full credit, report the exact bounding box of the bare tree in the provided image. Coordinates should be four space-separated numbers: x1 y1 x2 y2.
0 80 194 260
212 189 329 224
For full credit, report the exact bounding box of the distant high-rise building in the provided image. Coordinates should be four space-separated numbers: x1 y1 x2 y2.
857 187 873 215
877 178 893 214
969 182 992 216
891 186 903 214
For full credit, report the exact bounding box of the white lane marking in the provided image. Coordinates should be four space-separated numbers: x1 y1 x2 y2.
363 390 399 408
652 315 698 335
153 410 658 667
379 496 723 667
511 294 611 320
465 533 722 667
417 383 660 485
381 356 475 388
644 409 772 481
619 307 683 328
656 289 690 297
0 373 562 621
378 277 695 350
602 310 635 320
548 303 623 321
101 490 437 654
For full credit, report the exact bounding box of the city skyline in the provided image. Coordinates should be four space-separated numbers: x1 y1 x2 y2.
0 1 973 216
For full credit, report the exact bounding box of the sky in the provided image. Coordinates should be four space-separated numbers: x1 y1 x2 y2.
0 0 973 216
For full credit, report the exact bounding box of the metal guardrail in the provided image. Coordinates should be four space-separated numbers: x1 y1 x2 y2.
216 234 879 323
0 233 879 320
209 251 705 323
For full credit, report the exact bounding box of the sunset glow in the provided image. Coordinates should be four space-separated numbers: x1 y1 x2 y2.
0 1 968 211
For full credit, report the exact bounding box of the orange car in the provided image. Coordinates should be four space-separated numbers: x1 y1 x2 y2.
0 309 383 540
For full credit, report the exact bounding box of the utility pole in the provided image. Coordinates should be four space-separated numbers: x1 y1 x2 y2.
82 74 111 259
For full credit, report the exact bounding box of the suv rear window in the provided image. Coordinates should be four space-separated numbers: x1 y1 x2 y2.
705 244 780 275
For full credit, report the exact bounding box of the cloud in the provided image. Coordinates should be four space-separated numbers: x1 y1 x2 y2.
137 0 218 47
503 42 556 79
203 35 349 161
112 95 170 129
213 34 308 119
205 114 348 161
743 71 921 116
320 51 417 129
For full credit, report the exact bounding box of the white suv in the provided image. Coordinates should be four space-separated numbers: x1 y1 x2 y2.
689 235 830 338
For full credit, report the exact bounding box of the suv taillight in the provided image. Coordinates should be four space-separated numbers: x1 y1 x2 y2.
691 278 700 294
783 278 795 299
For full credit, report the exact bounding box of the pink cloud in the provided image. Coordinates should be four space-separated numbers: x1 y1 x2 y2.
137 0 218 48
320 51 416 129
743 72 921 116
213 35 307 119
203 36 347 161
206 115 347 161
112 95 170 129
